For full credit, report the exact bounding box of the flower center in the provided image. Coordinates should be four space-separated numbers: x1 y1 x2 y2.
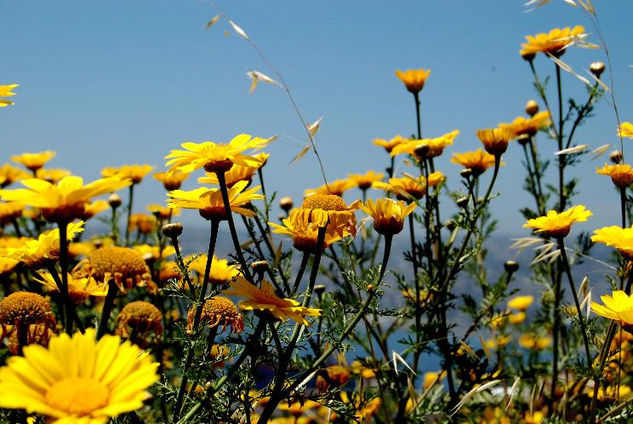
302 194 347 211
46 377 109 416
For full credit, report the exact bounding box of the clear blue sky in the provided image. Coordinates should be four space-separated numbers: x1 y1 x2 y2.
2 0 632 239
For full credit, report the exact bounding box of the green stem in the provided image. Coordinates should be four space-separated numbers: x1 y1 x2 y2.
57 220 74 334
555 63 565 211
96 281 118 339
124 185 135 246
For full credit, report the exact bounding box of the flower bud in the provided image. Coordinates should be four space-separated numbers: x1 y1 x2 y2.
517 134 531 146
525 100 539 117
108 194 122 209
610 150 623 164
504 260 519 274
459 169 472 180
279 196 293 212
456 196 469 209
314 285 326 296
162 222 183 239
590 61 605 79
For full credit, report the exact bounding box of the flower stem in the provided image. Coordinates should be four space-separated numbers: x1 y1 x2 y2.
216 171 253 282
96 280 118 339
555 63 565 212
57 220 74 334
620 187 627 228
124 185 135 246
291 252 310 296
173 219 219 422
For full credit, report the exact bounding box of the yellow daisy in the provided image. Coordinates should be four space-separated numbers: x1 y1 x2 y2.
304 179 356 197
0 164 30 188
596 163 633 188
591 291 633 328
390 130 459 159
224 277 321 325
450 149 500 176
153 170 190 191
36 168 72 184
499 111 551 138
188 254 241 285
395 69 431 94
373 135 407 153
0 328 159 423
476 127 512 156
359 198 416 235
373 176 426 200
0 84 18 107
592 226 633 259
523 205 592 238
507 295 534 311
165 134 272 174
11 151 56 172
167 180 263 220
347 171 384 190
198 163 260 188
0 176 131 222
520 26 586 57
618 122 633 139
35 271 108 304
270 208 349 253
101 164 154 185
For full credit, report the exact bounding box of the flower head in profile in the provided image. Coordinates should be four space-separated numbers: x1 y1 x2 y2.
523 205 592 238
391 130 459 159
596 163 633 189
0 84 18 107
270 208 350 253
618 122 633 139
518 333 551 350
198 163 258 188
395 69 430 94
305 179 356 197
0 176 131 222
167 180 263 221
188 254 241 285
476 127 512 156
347 171 384 191
0 201 24 226
153 170 190 191
81 200 109 220
0 292 56 342
0 328 159 423
36 271 108 304
359 198 416 236
301 193 359 237
4 221 84 268
499 111 552 138
115 301 164 348
102 164 154 185
373 176 426 201
373 135 407 153
76 246 154 293
165 134 272 174
11 151 56 172
591 291 633 329
450 149 500 176
36 168 72 184
0 164 30 188
520 26 586 58
592 226 633 259
224 276 321 325
507 295 534 312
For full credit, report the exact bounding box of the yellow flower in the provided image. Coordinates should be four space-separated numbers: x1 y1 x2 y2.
147 204 179 221
35 168 71 184
592 225 633 259
198 164 258 188
270 208 348 253
359 198 416 235
0 164 30 188
596 163 633 189
102 164 154 184
373 176 426 200
186 296 244 334
591 291 633 328
128 213 157 234
450 149 500 176
518 333 551 350
422 371 445 390
188 254 241 285
0 176 131 222
395 69 431 94
347 171 384 190
11 151 56 172
391 130 459 159
507 295 534 311
165 134 272 174
476 127 512 156
0 328 159 423
373 135 407 153
499 111 551 138
36 271 108 304
618 122 633 139
4 221 84 268
596 384 632 402
485 335 511 350
301 194 359 237
0 201 24 225
0 257 19 276
520 26 586 57
523 205 592 238
77 246 153 293
509 312 526 325
81 200 109 220
224 276 321 325
153 170 190 191
132 244 175 261
115 301 164 348
167 180 263 220
304 179 356 197
0 84 18 107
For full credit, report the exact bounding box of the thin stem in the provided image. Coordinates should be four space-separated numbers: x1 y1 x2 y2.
413 92 422 139
620 187 627 228
555 63 565 211
216 171 253 282
124 185 135 246
173 219 219 422
557 238 592 365
96 280 118 339
57 220 74 334
408 214 419 281
291 252 310 296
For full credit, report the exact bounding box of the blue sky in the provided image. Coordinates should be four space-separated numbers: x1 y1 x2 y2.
2 0 632 240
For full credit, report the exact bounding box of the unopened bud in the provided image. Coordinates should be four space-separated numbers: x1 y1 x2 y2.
610 150 623 164
517 134 531 146
459 169 472 179
521 51 535 62
413 144 430 158
590 61 605 78
504 260 519 274
525 100 539 117
162 222 183 239
108 194 122 209
314 285 326 295
279 196 293 212
444 219 457 231
456 196 469 209
251 260 269 274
